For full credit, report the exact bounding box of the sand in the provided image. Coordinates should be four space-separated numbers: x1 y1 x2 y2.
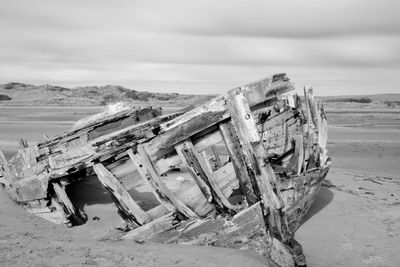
1 106 399 266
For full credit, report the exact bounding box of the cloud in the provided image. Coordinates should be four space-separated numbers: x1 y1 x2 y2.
132 0 400 38
0 0 399 95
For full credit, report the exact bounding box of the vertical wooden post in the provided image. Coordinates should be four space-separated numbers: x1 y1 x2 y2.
0 149 10 186
227 90 283 210
127 146 197 219
176 140 240 213
219 122 259 205
210 145 222 169
292 135 304 175
305 87 328 166
227 89 304 267
93 163 150 226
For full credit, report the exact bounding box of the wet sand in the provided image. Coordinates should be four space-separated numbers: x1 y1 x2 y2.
1 106 400 266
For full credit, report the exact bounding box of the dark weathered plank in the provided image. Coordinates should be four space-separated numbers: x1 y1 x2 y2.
0 149 10 185
290 135 304 175
52 181 85 225
227 90 283 210
210 145 222 169
127 147 197 219
219 121 259 205
93 163 150 226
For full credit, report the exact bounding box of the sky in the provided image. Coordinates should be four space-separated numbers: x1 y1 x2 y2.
0 0 399 95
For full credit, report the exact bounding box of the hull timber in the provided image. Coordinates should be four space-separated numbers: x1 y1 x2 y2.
0 73 331 267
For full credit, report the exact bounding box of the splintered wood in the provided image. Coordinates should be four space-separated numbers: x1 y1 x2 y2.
0 73 330 267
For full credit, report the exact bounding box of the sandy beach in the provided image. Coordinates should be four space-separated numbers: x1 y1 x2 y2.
1 105 399 266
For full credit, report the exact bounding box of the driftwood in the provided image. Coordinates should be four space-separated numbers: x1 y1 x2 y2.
0 73 331 267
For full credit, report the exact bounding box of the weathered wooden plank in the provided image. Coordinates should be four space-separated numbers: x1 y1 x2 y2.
46 113 180 179
152 106 298 176
227 89 305 265
101 156 214 217
52 181 85 225
9 174 49 202
146 74 295 161
218 122 259 205
227 90 285 227
210 145 222 169
122 212 178 241
49 147 94 170
200 151 214 172
282 167 330 233
146 204 170 220
0 148 10 184
270 238 296 267
127 147 197 219
154 130 223 175
93 163 150 226
40 107 162 149
165 202 271 256
175 143 212 203
291 135 304 175
212 162 240 199
305 87 328 166
175 140 240 213
258 107 302 157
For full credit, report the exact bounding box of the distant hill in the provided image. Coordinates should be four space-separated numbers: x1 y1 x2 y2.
1 82 399 108
0 82 215 106
320 94 400 102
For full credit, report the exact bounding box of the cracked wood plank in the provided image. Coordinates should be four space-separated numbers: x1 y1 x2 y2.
93 163 150 226
127 146 197 219
219 121 259 205
227 89 303 266
52 181 85 225
175 140 240 213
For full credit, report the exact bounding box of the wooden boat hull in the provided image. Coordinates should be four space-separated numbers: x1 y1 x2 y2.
0 73 330 267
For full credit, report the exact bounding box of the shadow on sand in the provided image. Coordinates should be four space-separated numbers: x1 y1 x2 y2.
66 175 160 213
66 176 114 212
299 182 334 227
64 175 334 228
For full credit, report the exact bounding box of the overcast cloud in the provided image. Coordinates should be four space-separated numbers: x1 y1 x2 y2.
0 0 399 95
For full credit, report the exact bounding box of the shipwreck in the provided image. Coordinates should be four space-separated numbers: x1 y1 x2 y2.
0 73 330 267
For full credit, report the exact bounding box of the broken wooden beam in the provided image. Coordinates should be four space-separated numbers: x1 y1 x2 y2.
219 121 259 206
52 181 86 225
127 146 198 219
175 140 240 213
122 212 179 241
93 163 150 226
